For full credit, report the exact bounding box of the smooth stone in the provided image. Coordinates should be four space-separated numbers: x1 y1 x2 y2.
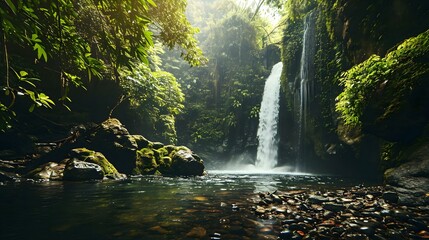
382 192 399 203
308 195 329 204
323 203 346 212
359 226 375 236
279 229 293 240
186 226 207 238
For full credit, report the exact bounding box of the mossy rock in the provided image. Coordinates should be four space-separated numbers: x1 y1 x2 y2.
63 159 104 181
152 142 165 149
134 147 158 174
158 157 172 172
69 148 122 179
130 135 150 149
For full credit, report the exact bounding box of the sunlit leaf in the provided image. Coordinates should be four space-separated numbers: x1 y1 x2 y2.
4 0 17 14
19 71 28 77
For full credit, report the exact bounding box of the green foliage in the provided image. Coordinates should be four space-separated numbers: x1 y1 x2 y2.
0 0 205 138
336 29 429 127
151 0 207 66
284 0 317 20
120 63 185 144
0 102 13 132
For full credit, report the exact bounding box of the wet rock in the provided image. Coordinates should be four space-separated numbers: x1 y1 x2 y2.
0 170 20 181
382 191 399 203
69 148 126 180
26 162 65 180
323 202 346 212
385 142 429 206
308 195 329 204
149 226 169 234
63 159 104 181
169 149 204 176
359 226 375 236
279 230 293 239
231 203 240 211
186 226 206 238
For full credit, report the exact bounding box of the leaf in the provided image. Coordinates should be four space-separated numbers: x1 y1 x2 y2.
29 104 35 113
147 0 156 7
5 0 17 14
63 104 71 111
24 89 36 102
19 71 28 77
34 43 48 62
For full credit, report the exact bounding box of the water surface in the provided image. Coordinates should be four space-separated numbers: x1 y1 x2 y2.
0 172 366 240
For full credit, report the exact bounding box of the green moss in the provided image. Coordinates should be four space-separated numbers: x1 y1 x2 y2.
158 157 172 173
134 147 158 174
70 148 119 176
336 29 429 127
129 135 150 149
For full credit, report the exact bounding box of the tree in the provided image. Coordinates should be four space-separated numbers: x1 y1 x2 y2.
0 0 205 132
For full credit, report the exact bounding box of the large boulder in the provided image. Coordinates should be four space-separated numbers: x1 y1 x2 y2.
69 148 126 180
85 119 145 174
170 149 205 176
134 145 204 176
385 142 429 206
63 159 104 181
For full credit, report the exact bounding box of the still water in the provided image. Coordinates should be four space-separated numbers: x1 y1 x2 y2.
0 172 365 240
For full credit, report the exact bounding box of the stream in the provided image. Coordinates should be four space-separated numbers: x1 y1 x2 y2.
0 172 369 240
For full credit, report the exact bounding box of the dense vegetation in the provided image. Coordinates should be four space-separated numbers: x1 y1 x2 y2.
336 29 429 128
0 0 204 141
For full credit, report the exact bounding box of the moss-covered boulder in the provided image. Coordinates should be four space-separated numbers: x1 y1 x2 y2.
63 159 104 181
69 148 126 180
134 145 204 176
86 119 141 173
134 147 158 174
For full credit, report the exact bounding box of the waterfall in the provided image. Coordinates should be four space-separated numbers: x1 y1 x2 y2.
297 11 316 171
255 62 283 169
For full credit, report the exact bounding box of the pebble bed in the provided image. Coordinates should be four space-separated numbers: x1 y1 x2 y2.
250 186 429 240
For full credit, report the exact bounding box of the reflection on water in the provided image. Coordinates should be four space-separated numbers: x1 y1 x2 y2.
0 172 363 240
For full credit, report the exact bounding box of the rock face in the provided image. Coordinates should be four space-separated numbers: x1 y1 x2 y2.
385 142 429 206
26 118 204 180
63 159 104 181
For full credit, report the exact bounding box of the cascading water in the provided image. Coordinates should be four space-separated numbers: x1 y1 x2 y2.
296 11 316 171
255 62 283 169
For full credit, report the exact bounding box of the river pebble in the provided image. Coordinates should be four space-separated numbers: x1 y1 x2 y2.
251 186 429 240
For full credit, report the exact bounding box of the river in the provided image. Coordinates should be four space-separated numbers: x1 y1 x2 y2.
0 172 368 240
